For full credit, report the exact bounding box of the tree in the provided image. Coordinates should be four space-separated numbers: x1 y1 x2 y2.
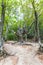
32 0 40 42
0 0 6 55
0 0 43 42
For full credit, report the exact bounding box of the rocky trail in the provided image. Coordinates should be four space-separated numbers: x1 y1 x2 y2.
0 41 43 65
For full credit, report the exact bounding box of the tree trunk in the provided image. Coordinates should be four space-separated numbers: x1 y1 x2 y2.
32 0 40 42
34 11 38 42
0 0 5 55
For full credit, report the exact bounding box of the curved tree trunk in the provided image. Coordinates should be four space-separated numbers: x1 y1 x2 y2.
32 0 43 52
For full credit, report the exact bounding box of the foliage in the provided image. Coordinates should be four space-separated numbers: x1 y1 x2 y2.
0 0 43 41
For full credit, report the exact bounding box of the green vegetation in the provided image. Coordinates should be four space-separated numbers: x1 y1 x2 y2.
0 0 43 42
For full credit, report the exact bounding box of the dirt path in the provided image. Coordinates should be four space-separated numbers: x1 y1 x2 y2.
0 42 43 65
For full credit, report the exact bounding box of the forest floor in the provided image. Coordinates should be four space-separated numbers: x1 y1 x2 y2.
0 41 43 65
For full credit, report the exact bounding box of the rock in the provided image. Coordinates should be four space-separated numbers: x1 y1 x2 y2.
2 43 43 65
6 41 17 44
0 56 18 65
3 44 32 55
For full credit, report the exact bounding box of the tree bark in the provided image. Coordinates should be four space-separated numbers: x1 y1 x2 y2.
0 0 5 55
32 0 40 42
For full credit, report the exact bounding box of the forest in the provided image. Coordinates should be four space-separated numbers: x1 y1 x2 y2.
0 0 43 42
0 0 43 65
